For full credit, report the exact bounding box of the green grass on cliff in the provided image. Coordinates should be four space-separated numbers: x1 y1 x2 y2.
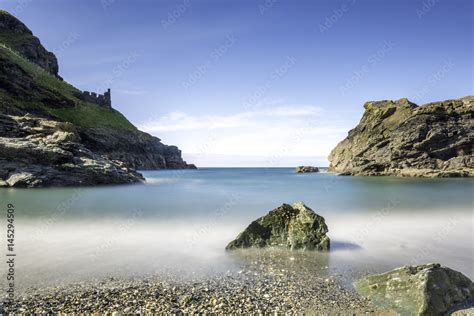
0 30 36 48
0 43 78 95
0 42 137 131
49 105 137 130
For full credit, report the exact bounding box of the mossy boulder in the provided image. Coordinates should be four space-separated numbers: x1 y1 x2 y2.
226 202 330 251
355 263 474 316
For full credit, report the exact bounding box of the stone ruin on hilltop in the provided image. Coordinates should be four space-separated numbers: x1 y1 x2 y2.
80 89 112 109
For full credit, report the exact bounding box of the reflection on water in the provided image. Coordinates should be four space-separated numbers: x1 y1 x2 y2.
0 168 472 291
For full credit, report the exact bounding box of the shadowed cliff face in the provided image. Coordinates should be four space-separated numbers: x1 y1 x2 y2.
0 10 60 78
79 128 195 170
328 97 474 177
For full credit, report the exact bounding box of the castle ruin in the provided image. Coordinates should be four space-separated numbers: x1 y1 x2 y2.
82 89 112 109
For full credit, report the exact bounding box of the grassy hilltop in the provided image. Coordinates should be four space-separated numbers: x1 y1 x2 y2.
0 10 136 131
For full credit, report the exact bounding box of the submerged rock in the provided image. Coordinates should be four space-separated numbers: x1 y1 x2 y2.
355 263 474 316
328 97 474 177
226 202 330 251
295 166 319 173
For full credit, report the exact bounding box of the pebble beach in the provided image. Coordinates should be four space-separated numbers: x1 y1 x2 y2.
2 250 391 314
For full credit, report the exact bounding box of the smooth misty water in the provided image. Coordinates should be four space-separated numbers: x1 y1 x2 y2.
0 168 473 291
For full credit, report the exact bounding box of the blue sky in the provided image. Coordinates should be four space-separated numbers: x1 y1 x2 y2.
2 0 472 166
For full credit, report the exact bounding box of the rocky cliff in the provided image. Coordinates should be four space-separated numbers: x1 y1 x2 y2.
0 114 144 187
79 128 193 169
0 11 195 187
0 10 59 77
328 97 473 177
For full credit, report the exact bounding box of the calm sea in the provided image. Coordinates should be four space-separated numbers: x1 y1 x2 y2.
1 168 473 290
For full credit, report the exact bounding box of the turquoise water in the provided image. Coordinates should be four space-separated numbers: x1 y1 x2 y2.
1 168 473 290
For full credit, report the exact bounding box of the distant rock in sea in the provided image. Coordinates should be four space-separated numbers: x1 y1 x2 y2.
226 202 330 251
328 96 473 177
296 166 319 173
355 263 474 315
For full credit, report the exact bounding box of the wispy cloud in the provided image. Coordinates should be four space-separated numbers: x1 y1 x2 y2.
116 88 148 96
136 105 352 166
138 105 322 132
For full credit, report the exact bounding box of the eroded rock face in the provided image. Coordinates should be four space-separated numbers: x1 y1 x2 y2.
296 166 319 173
226 202 330 251
0 10 60 77
79 128 196 170
355 263 474 316
0 114 144 187
328 97 474 177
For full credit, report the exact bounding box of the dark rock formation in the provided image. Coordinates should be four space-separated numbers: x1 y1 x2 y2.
0 10 60 78
296 166 319 173
0 114 144 187
328 97 473 177
79 128 196 170
355 263 474 315
226 202 330 251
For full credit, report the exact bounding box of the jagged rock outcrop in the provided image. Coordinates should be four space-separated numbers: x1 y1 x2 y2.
296 166 319 173
328 97 474 177
0 10 59 77
355 263 474 315
0 114 144 187
226 202 330 251
79 128 196 170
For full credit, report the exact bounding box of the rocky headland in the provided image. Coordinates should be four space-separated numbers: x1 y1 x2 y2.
328 97 473 177
0 11 195 187
78 128 192 170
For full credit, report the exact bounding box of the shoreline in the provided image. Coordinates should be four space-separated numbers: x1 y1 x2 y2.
2 252 390 314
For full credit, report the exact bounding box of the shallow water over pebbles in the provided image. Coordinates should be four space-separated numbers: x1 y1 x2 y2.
1 168 472 292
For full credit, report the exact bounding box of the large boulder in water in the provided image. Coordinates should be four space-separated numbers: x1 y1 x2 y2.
355 263 474 315
226 202 330 251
